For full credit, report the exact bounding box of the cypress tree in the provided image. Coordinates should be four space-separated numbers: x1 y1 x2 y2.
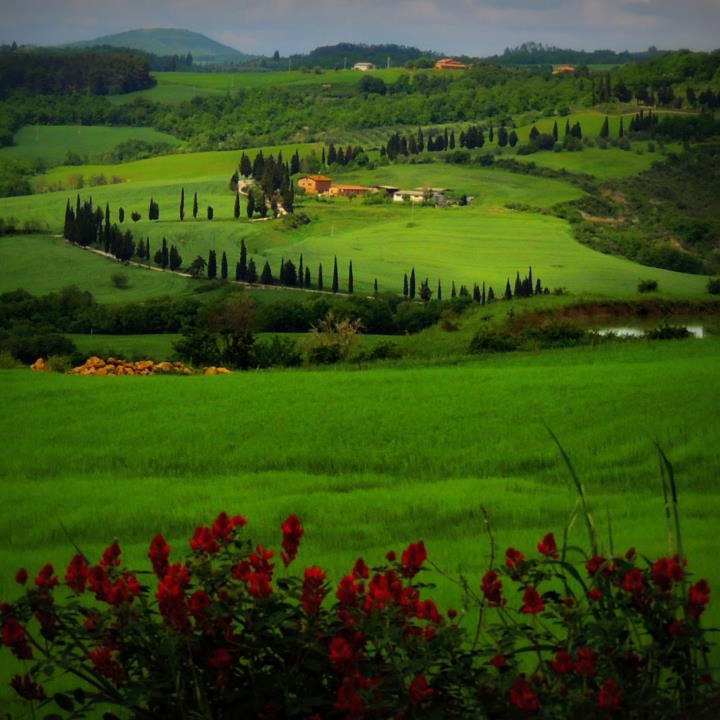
451 281 457 299
348 260 354 294
508 130 518 147
488 286 495 302
535 278 543 295
193 192 198 219
234 192 240 219
437 279 442 301
600 116 609 139
63 199 72 239
482 281 486 305
118 207 125 223
473 283 481 302
260 260 273 284
489 125 494 143
279 257 285 285
180 187 185 221
332 256 339 293
247 258 258 283
504 279 512 300
409 268 416 300
246 191 255 219
552 121 559 142
498 126 509 147
235 261 242 281
403 273 409 298
374 278 379 295
207 250 217 279
207 206 214 221
221 251 228 280
239 239 247 280
619 118 624 138
318 263 324 291
528 266 533 295
298 254 304 287
565 119 571 137
170 245 182 271
304 266 311 288
240 153 252 178
514 272 522 297
417 128 424 153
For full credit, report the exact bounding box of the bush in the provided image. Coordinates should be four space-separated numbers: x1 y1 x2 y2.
707 278 720 294
45 354 73 373
2 499 717 719
469 327 519 353
638 279 658 293
111 273 129 289
645 324 692 340
0 350 21 368
308 343 341 365
251 335 303 368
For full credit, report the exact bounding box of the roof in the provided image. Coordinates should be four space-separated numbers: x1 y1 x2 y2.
435 58 468 69
552 65 576 74
302 175 332 182
333 184 372 191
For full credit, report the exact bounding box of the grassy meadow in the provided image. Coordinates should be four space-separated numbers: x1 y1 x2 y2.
1 339 719 663
0 125 181 164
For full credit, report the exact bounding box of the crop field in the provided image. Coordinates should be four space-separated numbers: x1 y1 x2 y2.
1 339 719 677
0 125 181 164
109 68 411 104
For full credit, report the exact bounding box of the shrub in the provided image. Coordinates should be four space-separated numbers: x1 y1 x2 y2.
2 499 717 719
308 343 341 365
45 354 73 373
645 324 692 340
707 278 720 294
0 350 21 368
638 279 658 293
251 335 303 368
469 327 519 353
111 273 129 289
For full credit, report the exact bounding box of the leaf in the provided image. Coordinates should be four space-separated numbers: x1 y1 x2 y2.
53 693 75 712
73 687 86 704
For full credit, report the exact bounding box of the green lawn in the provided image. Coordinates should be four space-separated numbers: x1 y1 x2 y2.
0 125 181 165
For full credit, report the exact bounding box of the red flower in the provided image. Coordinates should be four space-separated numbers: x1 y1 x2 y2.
409 674 434 705
148 534 170 578
586 555 607 576
189 526 220 554
688 579 710 619
385 550 397 562
336 575 361 607
416 598 442 624
621 568 646 596
189 589 211 619
668 619 686 637
208 648 233 669
302 566 327 615
509 676 539 715
651 556 684 591
100 542 121 568
212 511 247 544
575 647 597 678
490 653 507 669
15 568 28 585
597 678 622 712
157 563 192 633
506 547 525 570
280 514 303 566
587 588 603 602
335 674 375 718
329 635 357 671
66 554 89 593
104 573 141 606
352 557 369 579
481 570 506 607
10 673 46 700
34 563 58 591
521 586 545 614
233 546 275 598
401 541 427 578
537 532 559 558
88 646 125 684
551 649 574 675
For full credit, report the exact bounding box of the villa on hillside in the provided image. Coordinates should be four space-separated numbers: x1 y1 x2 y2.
352 62 376 71
434 58 468 70
328 184 373 198
552 65 576 75
298 175 333 194
392 188 446 205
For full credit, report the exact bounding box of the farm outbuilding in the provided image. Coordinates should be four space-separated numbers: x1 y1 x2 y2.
298 175 333 194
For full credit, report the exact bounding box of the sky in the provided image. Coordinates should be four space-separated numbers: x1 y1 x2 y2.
2 0 719 56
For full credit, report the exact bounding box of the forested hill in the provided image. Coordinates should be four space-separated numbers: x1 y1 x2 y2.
0 47 154 96
66 28 254 64
487 41 666 66
289 43 440 70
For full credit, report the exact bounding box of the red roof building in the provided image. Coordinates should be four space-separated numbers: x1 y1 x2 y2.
435 58 468 70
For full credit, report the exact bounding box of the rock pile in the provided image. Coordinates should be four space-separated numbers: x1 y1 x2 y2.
70 356 194 376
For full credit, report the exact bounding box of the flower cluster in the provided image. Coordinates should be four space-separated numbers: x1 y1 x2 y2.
1 514 717 719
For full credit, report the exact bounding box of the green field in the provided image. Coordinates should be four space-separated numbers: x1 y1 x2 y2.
0 125 181 165
108 68 416 104
1 339 719 656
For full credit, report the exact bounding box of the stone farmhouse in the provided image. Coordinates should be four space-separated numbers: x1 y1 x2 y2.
434 58 468 70
298 175 333 194
297 176 447 205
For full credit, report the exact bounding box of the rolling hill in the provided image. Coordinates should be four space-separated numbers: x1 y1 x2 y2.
66 28 255 64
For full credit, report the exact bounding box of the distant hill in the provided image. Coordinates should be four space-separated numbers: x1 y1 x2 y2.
66 28 255 64
288 43 441 70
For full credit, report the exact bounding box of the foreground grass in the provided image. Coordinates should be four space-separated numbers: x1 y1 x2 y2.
2 338 719 706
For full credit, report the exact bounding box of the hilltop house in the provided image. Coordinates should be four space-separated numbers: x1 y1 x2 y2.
434 58 468 70
328 184 373 198
298 175 333 194
352 62 376 71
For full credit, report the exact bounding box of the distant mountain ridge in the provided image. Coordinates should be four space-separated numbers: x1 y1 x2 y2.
65 28 255 64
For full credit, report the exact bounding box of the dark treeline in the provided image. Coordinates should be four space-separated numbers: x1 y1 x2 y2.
0 47 155 97
490 41 665 67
